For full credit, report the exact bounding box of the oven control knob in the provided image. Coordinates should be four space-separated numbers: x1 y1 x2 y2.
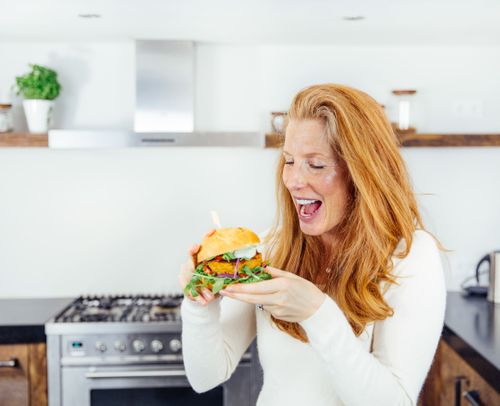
132 339 145 353
150 339 164 353
114 341 127 352
169 339 182 353
95 341 107 352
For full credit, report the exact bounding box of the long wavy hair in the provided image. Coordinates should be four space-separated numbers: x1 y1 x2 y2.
264 83 426 343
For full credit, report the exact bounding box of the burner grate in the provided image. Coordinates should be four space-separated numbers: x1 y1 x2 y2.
55 294 184 323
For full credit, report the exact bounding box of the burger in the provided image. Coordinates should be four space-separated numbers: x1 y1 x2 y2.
184 227 272 297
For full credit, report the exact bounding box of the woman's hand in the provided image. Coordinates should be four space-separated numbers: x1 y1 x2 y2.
219 267 326 322
178 242 218 306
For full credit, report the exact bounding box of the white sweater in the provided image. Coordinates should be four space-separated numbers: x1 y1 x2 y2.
181 229 446 406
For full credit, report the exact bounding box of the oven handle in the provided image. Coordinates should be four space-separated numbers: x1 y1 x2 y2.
85 369 187 379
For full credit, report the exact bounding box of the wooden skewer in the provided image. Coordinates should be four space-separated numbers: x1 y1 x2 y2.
211 210 222 229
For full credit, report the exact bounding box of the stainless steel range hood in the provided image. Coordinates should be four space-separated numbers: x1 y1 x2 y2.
49 40 262 148
135 40 194 133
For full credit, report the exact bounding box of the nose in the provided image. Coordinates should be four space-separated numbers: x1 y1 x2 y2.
283 163 307 191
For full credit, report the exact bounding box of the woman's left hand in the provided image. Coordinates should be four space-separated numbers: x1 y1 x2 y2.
219 267 326 322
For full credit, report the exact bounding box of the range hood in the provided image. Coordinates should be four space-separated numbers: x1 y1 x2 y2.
49 40 262 148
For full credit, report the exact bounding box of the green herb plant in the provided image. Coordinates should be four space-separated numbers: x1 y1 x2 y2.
14 64 62 100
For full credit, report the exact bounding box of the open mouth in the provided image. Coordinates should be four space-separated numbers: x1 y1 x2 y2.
296 198 323 220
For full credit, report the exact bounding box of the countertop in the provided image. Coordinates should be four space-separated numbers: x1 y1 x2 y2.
0 293 498 389
443 292 500 392
0 298 73 344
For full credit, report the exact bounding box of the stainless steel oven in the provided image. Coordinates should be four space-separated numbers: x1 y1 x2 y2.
55 338 254 406
45 296 260 406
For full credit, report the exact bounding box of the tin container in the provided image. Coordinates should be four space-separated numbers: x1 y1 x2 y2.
0 104 13 133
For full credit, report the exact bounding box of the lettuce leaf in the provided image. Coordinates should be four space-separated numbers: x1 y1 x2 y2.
183 264 272 296
222 252 236 261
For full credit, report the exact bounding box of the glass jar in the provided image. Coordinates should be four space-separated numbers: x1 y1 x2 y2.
391 90 417 133
271 112 287 134
0 104 14 133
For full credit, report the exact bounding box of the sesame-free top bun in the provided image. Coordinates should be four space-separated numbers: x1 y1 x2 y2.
197 227 260 263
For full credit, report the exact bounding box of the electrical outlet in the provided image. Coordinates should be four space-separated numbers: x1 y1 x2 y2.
452 100 484 118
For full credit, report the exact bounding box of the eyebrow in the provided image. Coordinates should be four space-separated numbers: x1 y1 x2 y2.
282 150 331 159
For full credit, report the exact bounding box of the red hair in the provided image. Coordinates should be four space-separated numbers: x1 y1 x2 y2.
265 84 427 342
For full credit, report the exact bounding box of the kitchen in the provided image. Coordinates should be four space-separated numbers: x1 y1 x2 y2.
1 0 500 405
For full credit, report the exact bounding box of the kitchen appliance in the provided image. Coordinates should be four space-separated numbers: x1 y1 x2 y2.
49 40 262 148
45 294 260 406
475 251 500 303
464 252 500 303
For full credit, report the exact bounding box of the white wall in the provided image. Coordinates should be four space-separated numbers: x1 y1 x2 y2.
403 147 500 291
0 147 279 297
3 43 499 133
0 42 135 131
0 42 500 297
256 45 500 133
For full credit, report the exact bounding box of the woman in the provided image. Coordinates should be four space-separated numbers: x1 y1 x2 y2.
179 84 446 405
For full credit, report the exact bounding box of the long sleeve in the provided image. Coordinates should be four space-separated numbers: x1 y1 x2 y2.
181 295 256 393
299 230 446 406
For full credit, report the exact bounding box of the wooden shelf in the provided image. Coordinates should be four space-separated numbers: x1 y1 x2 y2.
398 133 500 147
0 132 48 147
2 132 500 148
265 132 500 148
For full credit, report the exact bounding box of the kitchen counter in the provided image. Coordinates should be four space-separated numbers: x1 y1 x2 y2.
1 294 498 384
0 298 73 344
443 292 500 392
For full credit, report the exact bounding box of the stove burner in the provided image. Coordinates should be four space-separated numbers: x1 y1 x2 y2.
157 297 182 308
55 294 184 323
79 312 109 322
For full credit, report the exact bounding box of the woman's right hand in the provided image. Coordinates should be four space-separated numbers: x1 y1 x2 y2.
178 243 218 306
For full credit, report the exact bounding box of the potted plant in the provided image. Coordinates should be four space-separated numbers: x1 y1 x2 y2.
14 64 62 133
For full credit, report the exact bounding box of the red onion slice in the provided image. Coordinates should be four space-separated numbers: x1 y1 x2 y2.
233 258 240 279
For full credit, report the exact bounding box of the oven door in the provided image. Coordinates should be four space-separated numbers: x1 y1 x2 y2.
61 362 253 406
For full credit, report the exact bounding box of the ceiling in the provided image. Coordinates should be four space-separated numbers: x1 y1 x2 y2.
1 0 499 45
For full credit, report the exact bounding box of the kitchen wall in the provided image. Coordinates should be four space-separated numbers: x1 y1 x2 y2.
0 42 135 131
0 147 279 297
0 42 499 297
2 43 500 133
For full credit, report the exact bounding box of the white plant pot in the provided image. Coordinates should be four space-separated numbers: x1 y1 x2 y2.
23 99 54 133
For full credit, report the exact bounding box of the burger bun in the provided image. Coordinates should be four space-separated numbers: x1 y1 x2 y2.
197 227 260 263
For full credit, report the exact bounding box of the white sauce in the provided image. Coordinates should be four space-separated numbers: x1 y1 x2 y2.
233 244 263 259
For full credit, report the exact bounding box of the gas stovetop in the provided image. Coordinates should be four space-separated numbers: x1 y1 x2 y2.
46 294 185 335
54 294 184 323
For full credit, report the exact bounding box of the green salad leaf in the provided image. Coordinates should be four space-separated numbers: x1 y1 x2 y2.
183 263 272 297
222 252 236 261
212 278 225 294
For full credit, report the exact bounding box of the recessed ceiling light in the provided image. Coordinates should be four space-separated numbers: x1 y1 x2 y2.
342 16 365 21
78 14 101 19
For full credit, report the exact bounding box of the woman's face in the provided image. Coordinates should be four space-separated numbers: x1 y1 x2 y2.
282 119 351 244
